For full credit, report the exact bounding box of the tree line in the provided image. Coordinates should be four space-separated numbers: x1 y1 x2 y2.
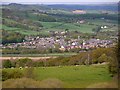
2 30 25 45
2 47 118 76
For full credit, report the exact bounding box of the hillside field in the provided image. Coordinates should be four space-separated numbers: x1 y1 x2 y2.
2 19 117 35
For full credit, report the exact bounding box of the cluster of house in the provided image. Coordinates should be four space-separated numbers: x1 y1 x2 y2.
81 39 113 49
60 39 113 51
76 20 86 24
1 35 114 51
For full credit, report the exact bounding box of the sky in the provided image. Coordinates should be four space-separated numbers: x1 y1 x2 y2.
1 0 119 3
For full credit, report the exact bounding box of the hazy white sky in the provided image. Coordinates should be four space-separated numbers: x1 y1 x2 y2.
1 0 119 3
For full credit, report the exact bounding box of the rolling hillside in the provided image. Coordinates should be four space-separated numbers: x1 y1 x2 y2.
1 3 118 36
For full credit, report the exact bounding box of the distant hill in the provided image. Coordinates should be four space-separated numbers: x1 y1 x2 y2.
47 4 118 11
1 3 118 11
2 3 50 11
1 3 118 36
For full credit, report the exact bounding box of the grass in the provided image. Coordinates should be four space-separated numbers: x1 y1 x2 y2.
2 25 20 31
101 27 118 32
2 53 77 57
34 65 112 88
3 64 114 88
41 21 97 33
2 18 117 35
2 25 40 35
1 19 117 37
87 19 118 26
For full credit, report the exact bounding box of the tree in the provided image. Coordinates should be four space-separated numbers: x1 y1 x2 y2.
3 60 12 68
2 30 24 44
92 26 101 35
98 54 108 63
108 57 118 75
16 58 33 67
108 45 118 76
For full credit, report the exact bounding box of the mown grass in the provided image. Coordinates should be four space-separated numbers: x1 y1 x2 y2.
3 64 114 88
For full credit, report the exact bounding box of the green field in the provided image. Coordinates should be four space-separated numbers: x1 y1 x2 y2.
2 18 117 35
34 65 112 88
87 19 118 26
2 53 77 57
102 27 118 32
3 64 115 88
41 21 97 33
2 25 40 35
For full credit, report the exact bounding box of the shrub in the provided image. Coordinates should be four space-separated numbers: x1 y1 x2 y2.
16 58 33 67
2 70 10 81
33 61 44 67
2 60 12 68
98 54 108 63
2 70 24 81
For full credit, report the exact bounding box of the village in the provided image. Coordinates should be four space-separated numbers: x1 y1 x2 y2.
1 32 114 52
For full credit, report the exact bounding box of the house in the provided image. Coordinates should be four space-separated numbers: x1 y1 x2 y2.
101 26 108 29
59 46 66 51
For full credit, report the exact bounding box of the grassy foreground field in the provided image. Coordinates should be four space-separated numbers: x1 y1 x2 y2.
34 65 113 88
3 64 117 88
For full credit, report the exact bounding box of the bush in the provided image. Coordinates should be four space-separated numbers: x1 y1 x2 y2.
16 58 33 67
2 60 12 68
2 70 24 81
33 61 44 67
2 70 10 81
98 54 108 63
92 59 98 64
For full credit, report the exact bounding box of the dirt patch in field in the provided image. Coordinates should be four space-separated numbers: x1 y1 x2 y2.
0 57 56 61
